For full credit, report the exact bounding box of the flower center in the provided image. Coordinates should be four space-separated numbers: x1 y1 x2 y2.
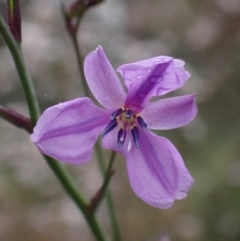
101 108 147 148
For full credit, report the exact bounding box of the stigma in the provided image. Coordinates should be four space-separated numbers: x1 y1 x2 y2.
101 108 147 148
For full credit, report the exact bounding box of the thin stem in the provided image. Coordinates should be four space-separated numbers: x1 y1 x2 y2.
0 15 106 241
44 156 106 241
95 142 121 241
89 151 116 214
0 105 32 132
75 15 82 34
103 152 121 241
70 20 122 241
89 169 115 213
105 151 116 176
0 15 40 125
71 34 89 96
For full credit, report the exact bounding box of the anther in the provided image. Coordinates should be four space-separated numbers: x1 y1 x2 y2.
117 128 127 148
101 119 118 137
110 108 123 120
137 116 147 130
131 126 139 148
126 109 134 119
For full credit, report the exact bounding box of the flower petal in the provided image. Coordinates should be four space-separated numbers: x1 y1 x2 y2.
84 46 127 109
141 94 197 130
117 56 190 111
126 130 193 209
31 98 111 164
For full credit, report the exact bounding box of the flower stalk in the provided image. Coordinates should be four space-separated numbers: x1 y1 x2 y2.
0 14 107 241
44 155 106 241
62 0 105 96
71 36 123 241
89 168 115 214
72 34 90 96
62 4 122 241
94 142 122 241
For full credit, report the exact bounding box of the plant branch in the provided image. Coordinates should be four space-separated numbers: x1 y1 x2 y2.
44 155 106 241
95 145 121 241
89 151 117 213
65 13 122 239
71 33 90 96
67 14 122 239
0 14 107 241
0 105 32 132
0 15 40 126
89 169 115 214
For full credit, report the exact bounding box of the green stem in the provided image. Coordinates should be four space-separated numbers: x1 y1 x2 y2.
95 143 121 241
105 151 116 176
104 152 121 241
90 152 116 214
0 15 106 241
71 34 89 96
44 156 106 241
70 20 122 241
0 15 40 126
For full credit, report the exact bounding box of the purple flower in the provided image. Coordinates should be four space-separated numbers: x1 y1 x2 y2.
31 46 197 209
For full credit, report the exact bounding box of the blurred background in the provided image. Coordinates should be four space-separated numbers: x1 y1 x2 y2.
1 0 240 240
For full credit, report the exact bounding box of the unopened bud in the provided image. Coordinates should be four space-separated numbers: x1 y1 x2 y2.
7 0 21 43
68 0 104 17
62 0 105 37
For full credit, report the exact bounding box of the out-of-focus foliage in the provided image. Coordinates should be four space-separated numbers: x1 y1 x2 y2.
0 0 240 241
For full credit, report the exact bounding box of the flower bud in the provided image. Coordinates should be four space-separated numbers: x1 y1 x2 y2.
7 0 21 43
69 0 104 17
62 0 104 37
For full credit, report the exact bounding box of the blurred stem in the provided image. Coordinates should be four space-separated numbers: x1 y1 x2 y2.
72 36 89 95
106 151 116 176
89 163 115 213
0 15 106 241
95 143 121 241
75 15 82 33
70 16 89 96
71 20 122 241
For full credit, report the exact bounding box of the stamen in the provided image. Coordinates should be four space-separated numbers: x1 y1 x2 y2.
117 128 127 148
101 119 118 137
126 109 134 119
110 108 123 120
131 126 139 148
137 116 147 130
